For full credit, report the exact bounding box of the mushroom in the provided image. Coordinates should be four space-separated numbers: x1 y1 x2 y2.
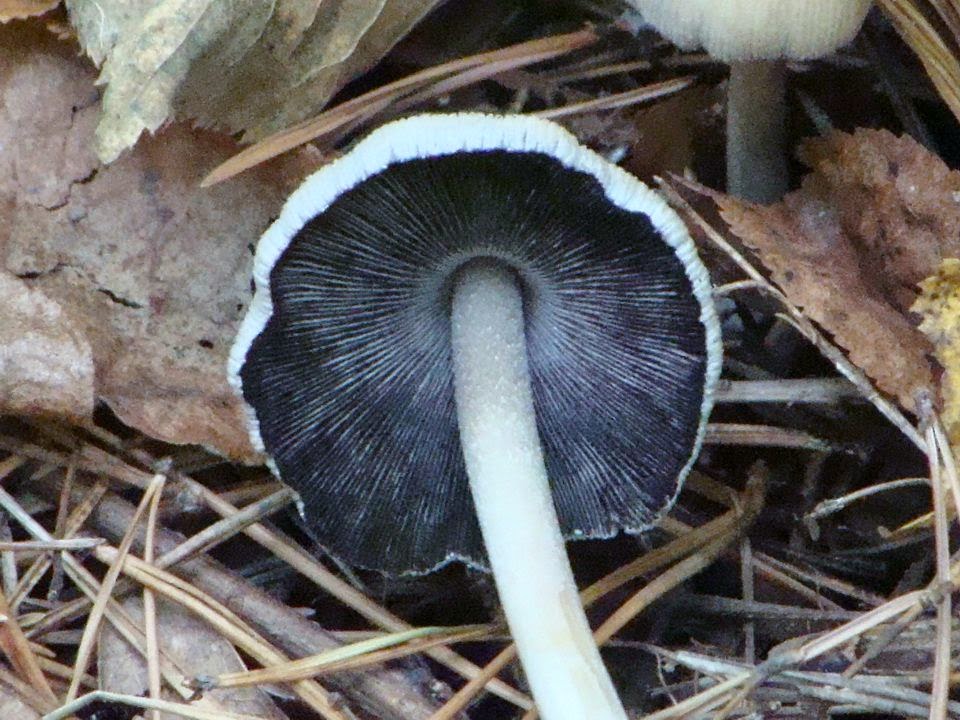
632 0 872 202
229 113 722 720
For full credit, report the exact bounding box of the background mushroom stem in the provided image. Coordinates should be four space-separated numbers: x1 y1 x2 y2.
726 59 788 203
450 259 628 720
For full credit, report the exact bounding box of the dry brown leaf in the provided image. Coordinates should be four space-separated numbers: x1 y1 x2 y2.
65 0 440 161
0 271 93 422
683 128 960 412
99 596 286 719
1 25 312 460
0 0 57 22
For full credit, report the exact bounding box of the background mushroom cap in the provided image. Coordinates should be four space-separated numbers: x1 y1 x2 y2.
230 114 722 573
635 0 873 62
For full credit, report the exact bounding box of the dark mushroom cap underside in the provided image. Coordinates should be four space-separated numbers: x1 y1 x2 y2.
237 146 714 573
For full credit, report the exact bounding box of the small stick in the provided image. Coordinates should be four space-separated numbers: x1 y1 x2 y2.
203 625 488 689
0 539 105 552
741 537 756 664
705 423 837 451
806 478 928 523
541 53 713 83
143 475 165 720
48 458 76 602
534 76 694 119
921 399 951 720
42 690 266 720
715 378 861 405
0 585 58 710
0 516 18 596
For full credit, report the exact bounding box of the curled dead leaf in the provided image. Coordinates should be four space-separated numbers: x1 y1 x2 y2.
680 128 960 412
65 0 441 161
1 25 312 461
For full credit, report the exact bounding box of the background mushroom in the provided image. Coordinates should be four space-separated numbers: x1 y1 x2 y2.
229 113 722 720
632 0 873 202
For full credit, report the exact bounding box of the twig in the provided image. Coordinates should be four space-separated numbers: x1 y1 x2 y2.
48 457 75 603
534 76 694 119
805 477 928 523
0 584 58 710
714 378 861 405
540 53 713 83
934 418 960 522
921 399 951 720
750 556 847 610
704 423 837 451
0 539 105 552
753 552 885 608
672 594 857 627
741 537 755 664
143 475 165 720
42 690 267 720
202 625 488 689
0 516 16 598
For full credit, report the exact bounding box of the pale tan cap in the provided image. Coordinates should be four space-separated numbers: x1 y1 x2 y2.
634 0 873 62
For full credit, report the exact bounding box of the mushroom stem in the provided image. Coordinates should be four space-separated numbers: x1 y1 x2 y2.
726 59 788 203
450 259 627 720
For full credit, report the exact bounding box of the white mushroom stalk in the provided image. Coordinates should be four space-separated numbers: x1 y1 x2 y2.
450 259 626 720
